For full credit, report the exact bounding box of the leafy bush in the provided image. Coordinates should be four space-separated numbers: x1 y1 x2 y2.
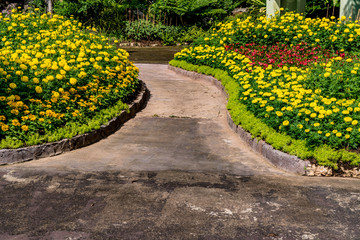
125 20 181 43
53 0 126 34
179 25 206 43
124 20 206 45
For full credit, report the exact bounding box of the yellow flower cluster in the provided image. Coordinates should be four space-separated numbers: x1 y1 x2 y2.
0 9 138 141
175 45 360 149
205 11 360 52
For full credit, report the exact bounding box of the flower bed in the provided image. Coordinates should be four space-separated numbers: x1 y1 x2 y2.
172 12 360 170
0 8 139 149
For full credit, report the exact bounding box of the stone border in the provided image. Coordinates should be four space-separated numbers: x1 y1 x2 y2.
0 81 150 165
169 65 310 175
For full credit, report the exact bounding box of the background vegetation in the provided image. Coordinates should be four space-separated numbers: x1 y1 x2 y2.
2 0 260 45
1 0 343 45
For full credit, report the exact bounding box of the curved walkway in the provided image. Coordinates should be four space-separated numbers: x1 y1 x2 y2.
0 64 360 239
5 64 283 175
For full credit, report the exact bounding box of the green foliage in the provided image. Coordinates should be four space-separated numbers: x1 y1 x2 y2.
306 0 339 18
28 0 47 12
314 145 340 169
26 0 243 44
179 25 206 43
151 0 238 25
53 0 126 34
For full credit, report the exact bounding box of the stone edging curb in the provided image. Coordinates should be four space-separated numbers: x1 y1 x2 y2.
0 81 150 165
168 65 310 175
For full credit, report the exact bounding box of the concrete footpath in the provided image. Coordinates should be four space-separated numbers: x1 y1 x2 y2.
0 64 360 239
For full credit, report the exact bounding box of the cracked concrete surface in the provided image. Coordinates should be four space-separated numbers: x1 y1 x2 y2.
0 64 360 239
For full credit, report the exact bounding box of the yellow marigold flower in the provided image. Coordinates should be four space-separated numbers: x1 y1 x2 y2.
305 129 310 133
336 132 342 137
352 120 358 125
9 83 17 89
1 124 9 131
21 76 29 82
35 86 43 93
333 129 338 133
46 75 54 81
78 71 87 78
346 127 353 132
56 74 63 80
266 106 274 112
12 119 20 126
21 125 29 131
314 123 320 127
326 110 332 115
283 120 289 126
344 117 352 122
345 134 350 139
29 115 36 121
20 64 27 70
324 72 331 77
70 78 77 85
325 133 331 137
52 92 59 98
64 65 71 71
11 109 19 115
276 111 283 117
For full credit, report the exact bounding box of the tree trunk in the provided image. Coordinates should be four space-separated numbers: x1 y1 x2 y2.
47 0 52 14
326 4 329 18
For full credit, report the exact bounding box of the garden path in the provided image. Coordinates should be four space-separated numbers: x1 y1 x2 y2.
3 64 283 175
0 64 360 239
